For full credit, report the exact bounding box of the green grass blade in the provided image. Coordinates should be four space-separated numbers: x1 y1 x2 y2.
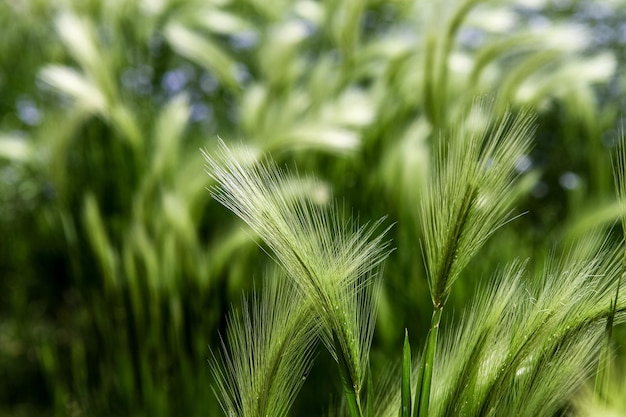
414 307 442 417
400 329 411 417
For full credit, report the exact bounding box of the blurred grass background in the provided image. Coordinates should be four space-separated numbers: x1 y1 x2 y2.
2 0 626 415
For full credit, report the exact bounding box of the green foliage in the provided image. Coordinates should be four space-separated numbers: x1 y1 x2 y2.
207 131 626 417
421 104 534 308
2 0 626 416
211 273 318 417
429 241 624 417
414 104 533 417
205 141 391 416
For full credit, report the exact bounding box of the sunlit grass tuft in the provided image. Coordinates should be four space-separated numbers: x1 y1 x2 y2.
430 237 625 417
414 101 534 417
211 272 318 417
204 140 392 416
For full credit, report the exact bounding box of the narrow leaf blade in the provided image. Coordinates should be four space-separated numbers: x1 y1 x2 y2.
401 329 412 417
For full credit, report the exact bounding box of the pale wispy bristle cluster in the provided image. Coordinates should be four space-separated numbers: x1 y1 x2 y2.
421 102 535 306
211 273 317 417
427 238 625 417
203 139 392 411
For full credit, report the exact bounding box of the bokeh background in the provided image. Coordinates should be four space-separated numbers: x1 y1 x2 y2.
2 0 626 415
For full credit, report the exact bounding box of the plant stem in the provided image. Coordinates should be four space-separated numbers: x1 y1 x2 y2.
414 306 443 417
594 247 623 402
334 330 363 417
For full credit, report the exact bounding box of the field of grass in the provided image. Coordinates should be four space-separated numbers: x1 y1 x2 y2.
2 0 626 416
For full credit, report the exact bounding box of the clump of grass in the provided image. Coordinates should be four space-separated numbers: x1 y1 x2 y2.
206 100 626 417
427 238 624 417
574 133 626 416
4 0 625 415
204 140 392 417
415 102 534 417
210 272 318 417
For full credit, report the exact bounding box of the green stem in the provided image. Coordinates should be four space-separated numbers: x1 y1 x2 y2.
414 306 443 417
334 330 363 417
594 247 623 402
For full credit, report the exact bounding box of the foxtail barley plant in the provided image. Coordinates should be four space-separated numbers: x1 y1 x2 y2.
205 101 626 417
205 140 392 417
3 1 626 415
210 273 318 417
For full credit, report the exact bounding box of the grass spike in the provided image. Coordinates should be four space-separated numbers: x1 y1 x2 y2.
391 238 626 417
421 100 535 307
416 100 534 417
210 272 318 417
203 139 392 415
